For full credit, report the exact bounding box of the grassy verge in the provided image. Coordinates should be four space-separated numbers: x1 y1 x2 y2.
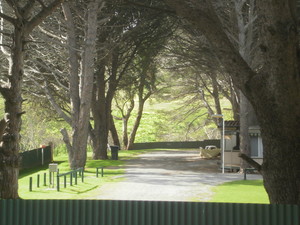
18 149 151 199
210 180 269 204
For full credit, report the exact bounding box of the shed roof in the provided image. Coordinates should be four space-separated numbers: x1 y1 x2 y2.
217 120 239 130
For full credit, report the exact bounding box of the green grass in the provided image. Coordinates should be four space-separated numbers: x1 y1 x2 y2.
210 180 269 204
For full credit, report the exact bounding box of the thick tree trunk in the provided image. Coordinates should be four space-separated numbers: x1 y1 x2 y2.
0 26 25 199
0 0 63 198
91 65 109 159
91 47 119 159
260 116 300 204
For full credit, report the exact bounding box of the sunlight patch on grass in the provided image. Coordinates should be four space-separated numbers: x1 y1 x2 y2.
210 180 269 204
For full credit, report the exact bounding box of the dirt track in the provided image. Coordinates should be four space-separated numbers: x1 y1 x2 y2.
91 150 261 201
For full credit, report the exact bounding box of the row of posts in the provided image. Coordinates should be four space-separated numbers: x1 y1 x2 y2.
29 166 104 192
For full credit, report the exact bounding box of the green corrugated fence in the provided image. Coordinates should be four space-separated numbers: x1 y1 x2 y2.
0 200 299 225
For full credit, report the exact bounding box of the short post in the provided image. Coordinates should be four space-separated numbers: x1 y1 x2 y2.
64 175 67 188
96 167 104 177
29 177 32 192
43 173 47 186
57 175 60 192
70 173 73 186
75 171 77 185
49 171 52 186
37 174 40 188
81 169 84 183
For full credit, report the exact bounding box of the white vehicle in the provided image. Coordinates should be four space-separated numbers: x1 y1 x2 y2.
204 145 217 150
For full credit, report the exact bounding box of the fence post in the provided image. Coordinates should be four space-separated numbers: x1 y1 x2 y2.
64 175 67 188
75 171 77 185
57 175 60 191
81 168 84 183
37 174 40 188
70 173 73 186
29 177 32 191
96 167 104 177
44 173 46 186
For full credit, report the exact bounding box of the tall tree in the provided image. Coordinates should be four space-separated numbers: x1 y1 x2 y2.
90 4 175 156
0 0 63 199
165 0 300 204
59 0 102 168
126 53 158 150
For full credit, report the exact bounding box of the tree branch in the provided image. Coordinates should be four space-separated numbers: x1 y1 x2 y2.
25 0 64 35
0 12 16 25
239 153 262 172
29 78 72 125
164 0 256 93
22 0 37 19
36 0 46 8
60 128 72 154
4 0 23 19
123 0 175 15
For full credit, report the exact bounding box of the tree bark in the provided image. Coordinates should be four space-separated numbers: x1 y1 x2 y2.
0 0 63 198
91 64 109 159
91 46 120 159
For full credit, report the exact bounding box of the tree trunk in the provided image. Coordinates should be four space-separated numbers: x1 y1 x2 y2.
0 25 25 199
127 104 144 150
127 85 151 150
91 64 109 159
0 0 63 198
109 114 121 147
62 1 101 168
122 117 129 148
91 46 120 159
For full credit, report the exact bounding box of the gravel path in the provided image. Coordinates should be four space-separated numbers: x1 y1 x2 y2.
92 150 262 201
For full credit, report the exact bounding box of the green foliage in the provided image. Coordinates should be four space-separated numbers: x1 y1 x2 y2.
20 108 67 151
210 180 269 204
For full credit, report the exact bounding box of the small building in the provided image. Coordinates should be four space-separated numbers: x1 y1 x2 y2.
219 121 263 171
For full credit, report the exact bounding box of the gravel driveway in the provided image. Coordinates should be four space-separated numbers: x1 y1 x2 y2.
92 150 262 201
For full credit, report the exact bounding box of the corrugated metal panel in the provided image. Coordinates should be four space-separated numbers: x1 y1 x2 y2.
0 200 299 225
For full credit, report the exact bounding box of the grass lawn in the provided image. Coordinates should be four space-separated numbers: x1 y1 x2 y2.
210 180 270 204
